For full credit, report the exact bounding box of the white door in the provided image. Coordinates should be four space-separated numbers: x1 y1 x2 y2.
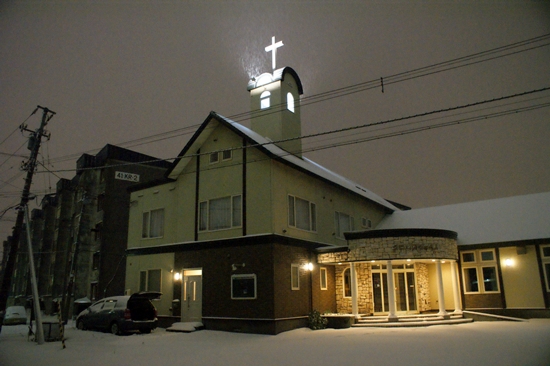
181 269 202 322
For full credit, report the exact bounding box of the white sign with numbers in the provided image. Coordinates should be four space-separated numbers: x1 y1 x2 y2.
115 171 140 182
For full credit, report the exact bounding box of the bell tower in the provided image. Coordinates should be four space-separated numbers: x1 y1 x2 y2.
247 37 304 156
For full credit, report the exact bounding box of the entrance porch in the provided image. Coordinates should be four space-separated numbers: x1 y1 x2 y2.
317 228 462 322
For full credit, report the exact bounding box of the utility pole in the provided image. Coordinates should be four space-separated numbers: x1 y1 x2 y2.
0 106 55 334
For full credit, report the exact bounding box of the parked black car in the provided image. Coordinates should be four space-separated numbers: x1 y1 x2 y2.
76 292 160 335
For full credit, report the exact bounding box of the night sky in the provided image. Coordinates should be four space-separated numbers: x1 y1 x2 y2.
1 1 549 241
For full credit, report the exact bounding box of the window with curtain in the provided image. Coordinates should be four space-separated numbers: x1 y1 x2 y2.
142 209 164 238
199 195 242 231
288 195 316 232
335 211 354 238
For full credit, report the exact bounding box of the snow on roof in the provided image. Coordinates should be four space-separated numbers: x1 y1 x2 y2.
377 192 550 245
217 113 398 212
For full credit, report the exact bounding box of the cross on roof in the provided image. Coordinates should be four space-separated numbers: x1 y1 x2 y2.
265 36 283 71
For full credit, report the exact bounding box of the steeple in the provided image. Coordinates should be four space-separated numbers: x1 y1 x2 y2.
247 37 304 157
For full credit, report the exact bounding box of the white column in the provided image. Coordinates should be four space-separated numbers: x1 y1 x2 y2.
436 260 449 318
450 260 462 315
350 263 359 316
386 260 398 321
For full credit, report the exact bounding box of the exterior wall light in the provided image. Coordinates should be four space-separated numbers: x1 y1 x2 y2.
304 262 314 271
173 272 182 281
504 258 514 267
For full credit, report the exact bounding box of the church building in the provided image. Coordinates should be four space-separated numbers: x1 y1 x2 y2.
124 38 550 334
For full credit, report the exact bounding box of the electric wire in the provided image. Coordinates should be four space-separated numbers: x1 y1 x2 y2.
32 86 550 175
36 32 550 165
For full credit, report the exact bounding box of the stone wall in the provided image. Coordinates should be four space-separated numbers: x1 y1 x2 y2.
416 263 431 312
348 236 458 261
335 264 372 315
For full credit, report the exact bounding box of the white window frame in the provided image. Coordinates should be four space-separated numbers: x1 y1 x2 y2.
139 268 162 293
291 264 300 290
461 249 500 294
198 195 242 232
209 152 219 164
335 211 354 239
288 195 317 232
541 245 550 292
260 91 271 109
222 149 232 161
361 217 372 229
142 208 164 239
286 92 295 113
320 267 328 290
231 274 257 300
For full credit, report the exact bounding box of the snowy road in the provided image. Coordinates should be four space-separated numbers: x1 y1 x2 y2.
1 319 549 366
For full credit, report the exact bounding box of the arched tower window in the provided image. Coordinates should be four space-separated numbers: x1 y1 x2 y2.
260 91 271 109
287 92 295 113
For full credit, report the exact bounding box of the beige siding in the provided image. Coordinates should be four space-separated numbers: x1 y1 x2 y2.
125 253 175 316
500 246 545 308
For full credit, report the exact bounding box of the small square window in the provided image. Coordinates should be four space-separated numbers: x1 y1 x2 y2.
231 274 257 300
542 246 550 258
462 252 475 263
209 152 219 164
222 150 232 160
481 251 495 261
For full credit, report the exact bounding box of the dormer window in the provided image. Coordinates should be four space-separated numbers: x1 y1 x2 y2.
287 92 295 113
260 91 271 109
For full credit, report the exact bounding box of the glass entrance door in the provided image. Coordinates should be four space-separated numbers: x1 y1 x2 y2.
372 264 417 314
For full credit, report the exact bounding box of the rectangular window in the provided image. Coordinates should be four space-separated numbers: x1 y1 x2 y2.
461 249 500 294
222 150 232 161
541 245 550 291
482 266 498 292
231 274 257 300
463 268 479 293
209 152 219 164
199 195 242 231
142 209 164 238
480 250 495 261
92 252 100 270
291 264 300 290
461 252 475 263
93 223 102 242
335 211 354 238
320 267 328 290
140 269 161 292
361 217 372 229
288 195 317 232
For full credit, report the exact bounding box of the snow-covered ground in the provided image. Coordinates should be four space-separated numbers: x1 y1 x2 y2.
1 319 550 366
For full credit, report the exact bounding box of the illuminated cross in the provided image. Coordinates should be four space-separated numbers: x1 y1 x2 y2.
265 36 284 70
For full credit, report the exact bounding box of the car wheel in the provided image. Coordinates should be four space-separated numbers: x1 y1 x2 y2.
76 320 86 331
110 322 120 335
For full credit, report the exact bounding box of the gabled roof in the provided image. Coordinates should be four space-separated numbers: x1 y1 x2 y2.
165 111 398 212
377 192 550 245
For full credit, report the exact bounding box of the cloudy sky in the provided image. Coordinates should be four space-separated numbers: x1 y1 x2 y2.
1 1 549 240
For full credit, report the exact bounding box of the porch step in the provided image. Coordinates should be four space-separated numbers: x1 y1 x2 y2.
353 314 473 328
166 322 204 333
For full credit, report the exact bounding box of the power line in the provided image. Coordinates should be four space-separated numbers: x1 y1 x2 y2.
37 32 550 166
33 86 550 175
